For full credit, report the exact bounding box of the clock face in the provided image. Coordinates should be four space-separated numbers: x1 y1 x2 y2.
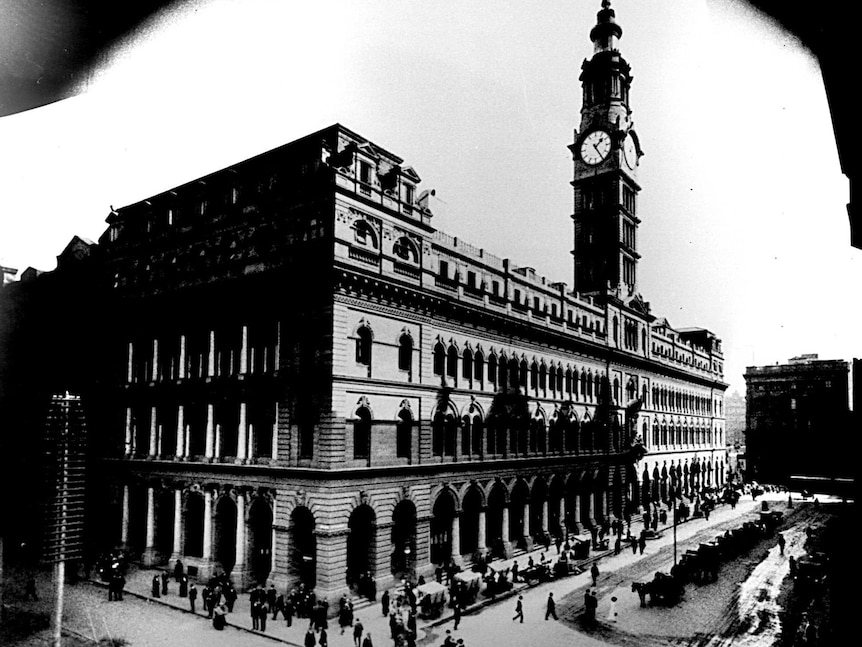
580 130 612 165
623 135 638 169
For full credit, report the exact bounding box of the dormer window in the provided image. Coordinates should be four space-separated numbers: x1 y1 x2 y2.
359 161 372 185
404 184 415 206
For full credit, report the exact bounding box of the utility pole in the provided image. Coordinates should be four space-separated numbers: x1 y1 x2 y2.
44 392 87 647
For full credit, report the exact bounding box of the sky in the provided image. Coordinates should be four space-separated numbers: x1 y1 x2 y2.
0 0 857 396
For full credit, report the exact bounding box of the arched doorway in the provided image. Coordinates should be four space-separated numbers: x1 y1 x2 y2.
289 507 316 586
579 475 594 528
486 483 507 557
214 495 237 574
565 476 580 533
460 487 483 557
430 490 457 565
530 478 548 542
183 492 204 558
154 489 175 561
248 497 273 585
391 500 416 579
510 480 529 549
347 504 376 586
548 476 566 538
127 485 147 557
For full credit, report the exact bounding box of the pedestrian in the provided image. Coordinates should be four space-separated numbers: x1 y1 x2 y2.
260 601 269 631
614 535 622 555
453 601 461 630
285 595 295 627
631 536 638 554
638 535 646 555
179 575 188 598
189 583 198 613
777 533 786 556
304 627 317 647
267 584 277 610
151 574 161 598
319 627 329 647
555 536 562 554
362 632 373 647
24 575 38 601
273 593 285 620
251 599 261 630
174 559 184 582
224 584 237 612
381 589 390 616
512 595 524 623
588 590 598 625
161 570 169 595
787 494 793 508
213 603 227 630
545 592 558 620
353 617 364 647
590 563 599 587
789 555 798 577
511 560 520 583
607 596 618 622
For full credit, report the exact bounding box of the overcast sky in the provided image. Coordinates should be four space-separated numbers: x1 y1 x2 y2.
0 0 857 396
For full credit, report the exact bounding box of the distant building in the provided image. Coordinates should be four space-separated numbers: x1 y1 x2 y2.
744 354 851 486
724 390 745 448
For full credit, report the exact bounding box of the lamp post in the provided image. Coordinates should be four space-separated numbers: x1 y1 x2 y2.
670 485 678 567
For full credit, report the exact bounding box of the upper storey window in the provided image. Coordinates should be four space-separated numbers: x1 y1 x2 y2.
393 236 418 263
359 161 372 185
354 220 378 249
404 184 415 206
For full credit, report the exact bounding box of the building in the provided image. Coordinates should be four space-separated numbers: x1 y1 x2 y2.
2 1 727 598
744 354 851 487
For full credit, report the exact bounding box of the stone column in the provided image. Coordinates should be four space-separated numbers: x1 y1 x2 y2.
178 334 187 380
501 505 512 558
172 488 183 559
127 341 134 383
144 485 157 565
237 402 248 463
121 484 130 546
175 405 185 459
586 491 596 528
207 330 216 377
202 489 213 561
205 404 215 459
477 509 487 554
124 408 133 456
240 325 249 375
571 493 582 534
522 502 530 540
541 499 549 534
557 497 566 536
148 407 158 457
274 321 281 372
450 514 462 563
152 339 159 382
235 491 247 570
599 490 608 524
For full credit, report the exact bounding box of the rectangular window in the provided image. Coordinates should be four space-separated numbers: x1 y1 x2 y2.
359 161 371 184
439 260 449 278
491 280 500 296
404 184 414 205
467 271 477 288
514 289 521 304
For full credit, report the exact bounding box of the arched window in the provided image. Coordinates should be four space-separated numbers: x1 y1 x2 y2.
498 355 508 389
556 366 564 395
356 326 372 369
462 348 473 384
432 413 445 456
594 373 601 399
353 220 379 249
565 367 573 395
586 371 593 398
473 351 484 385
539 363 547 394
661 421 668 445
520 359 529 390
433 342 445 376
530 361 539 394
354 407 372 459
508 357 519 389
613 316 619 343
398 333 413 374
392 236 418 263
642 384 648 406
396 409 412 459
652 421 659 446
446 345 458 383
487 353 497 386
613 378 620 403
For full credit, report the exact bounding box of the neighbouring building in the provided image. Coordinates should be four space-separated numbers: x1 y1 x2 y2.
744 354 851 487
1 1 727 598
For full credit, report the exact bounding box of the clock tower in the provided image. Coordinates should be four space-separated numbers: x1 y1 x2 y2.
570 0 642 298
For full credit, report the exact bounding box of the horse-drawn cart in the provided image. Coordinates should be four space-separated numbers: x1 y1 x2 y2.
417 582 448 619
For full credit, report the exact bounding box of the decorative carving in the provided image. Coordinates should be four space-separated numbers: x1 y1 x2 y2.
295 489 307 508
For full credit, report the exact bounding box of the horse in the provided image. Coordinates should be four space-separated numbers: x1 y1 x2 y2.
631 581 650 607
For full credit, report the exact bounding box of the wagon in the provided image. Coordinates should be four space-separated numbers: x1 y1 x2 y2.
417 581 448 618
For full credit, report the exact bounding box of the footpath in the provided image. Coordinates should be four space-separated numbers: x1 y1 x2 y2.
90 494 769 647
